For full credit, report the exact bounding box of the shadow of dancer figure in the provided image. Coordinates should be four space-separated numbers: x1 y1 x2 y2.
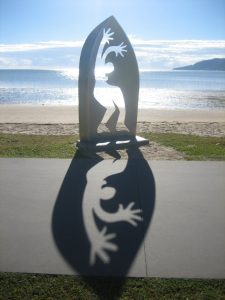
83 153 142 266
52 148 155 298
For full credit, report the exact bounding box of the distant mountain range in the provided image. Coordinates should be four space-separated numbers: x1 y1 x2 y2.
173 58 225 71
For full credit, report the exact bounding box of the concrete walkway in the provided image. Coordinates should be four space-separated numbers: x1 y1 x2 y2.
0 158 224 278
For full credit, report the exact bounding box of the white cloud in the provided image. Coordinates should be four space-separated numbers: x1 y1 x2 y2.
0 41 84 53
0 56 32 67
132 39 225 69
130 38 225 48
0 39 224 70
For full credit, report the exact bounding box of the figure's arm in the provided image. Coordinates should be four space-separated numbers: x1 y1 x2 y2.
94 200 142 226
83 186 118 265
96 28 127 65
95 28 114 69
102 42 127 61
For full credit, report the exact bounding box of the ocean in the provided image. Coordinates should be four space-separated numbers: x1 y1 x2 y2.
0 69 225 110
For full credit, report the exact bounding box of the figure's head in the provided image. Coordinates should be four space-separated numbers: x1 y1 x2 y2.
101 180 116 201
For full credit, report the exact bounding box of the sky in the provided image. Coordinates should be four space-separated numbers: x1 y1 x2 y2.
0 0 225 70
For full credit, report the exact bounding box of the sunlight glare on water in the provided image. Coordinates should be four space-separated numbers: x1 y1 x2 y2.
60 66 115 81
59 68 79 80
0 69 225 110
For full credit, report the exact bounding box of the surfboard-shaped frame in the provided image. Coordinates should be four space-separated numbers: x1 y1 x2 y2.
76 16 149 152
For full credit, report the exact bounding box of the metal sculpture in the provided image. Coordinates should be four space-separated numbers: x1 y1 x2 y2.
77 16 148 151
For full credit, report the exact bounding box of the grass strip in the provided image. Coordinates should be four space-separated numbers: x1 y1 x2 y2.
0 133 77 158
144 132 225 160
0 133 225 160
0 273 225 300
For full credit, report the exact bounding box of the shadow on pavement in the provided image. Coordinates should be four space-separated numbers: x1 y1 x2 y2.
52 147 155 298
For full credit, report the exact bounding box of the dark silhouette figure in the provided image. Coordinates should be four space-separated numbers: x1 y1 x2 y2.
79 16 139 142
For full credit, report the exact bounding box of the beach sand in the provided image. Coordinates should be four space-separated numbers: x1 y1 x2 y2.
1 105 224 160
1 104 225 124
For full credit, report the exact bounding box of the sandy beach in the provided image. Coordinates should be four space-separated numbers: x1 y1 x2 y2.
1 105 224 159
1 105 225 124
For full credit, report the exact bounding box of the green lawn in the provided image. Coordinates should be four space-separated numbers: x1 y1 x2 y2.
0 132 225 160
0 273 224 300
144 132 225 160
0 133 78 158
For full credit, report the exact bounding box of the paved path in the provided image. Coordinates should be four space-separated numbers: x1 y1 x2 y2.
0 158 224 278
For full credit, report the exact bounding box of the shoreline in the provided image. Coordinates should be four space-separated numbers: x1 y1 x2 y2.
1 104 225 123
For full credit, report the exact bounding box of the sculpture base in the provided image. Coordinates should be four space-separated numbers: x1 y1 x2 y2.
76 135 149 153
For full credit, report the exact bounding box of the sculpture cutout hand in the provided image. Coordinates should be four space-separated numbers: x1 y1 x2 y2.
102 28 114 45
114 42 127 57
90 226 118 265
117 202 142 226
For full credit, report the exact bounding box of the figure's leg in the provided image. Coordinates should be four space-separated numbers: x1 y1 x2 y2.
105 101 120 133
